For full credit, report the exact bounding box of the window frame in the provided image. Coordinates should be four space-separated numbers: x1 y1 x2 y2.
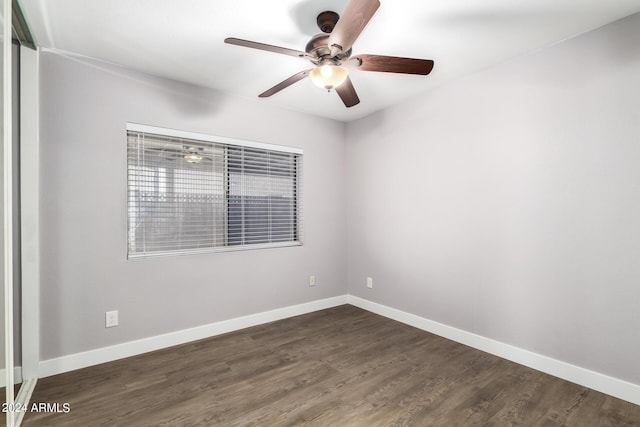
126 123 303 259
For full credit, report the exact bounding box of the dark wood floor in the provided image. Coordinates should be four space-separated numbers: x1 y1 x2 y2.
21 305 640 426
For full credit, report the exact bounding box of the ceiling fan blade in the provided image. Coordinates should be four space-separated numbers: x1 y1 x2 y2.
259 69 313 98
346 54 434 75
328 0 380 56
225 38 310 59
335 75 360 108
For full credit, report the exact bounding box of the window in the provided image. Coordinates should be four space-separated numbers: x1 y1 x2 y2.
127 124 302 258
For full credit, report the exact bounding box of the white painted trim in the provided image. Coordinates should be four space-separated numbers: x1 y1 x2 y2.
128 241 303 260
13 378 36 427
36 294 639 406
126 122 304 154
0 366 22 388
39 295 348 378
19 45 40 381
347 295 640 406
4 2 16 425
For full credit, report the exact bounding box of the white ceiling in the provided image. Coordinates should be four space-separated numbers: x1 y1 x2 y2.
18 0 640 122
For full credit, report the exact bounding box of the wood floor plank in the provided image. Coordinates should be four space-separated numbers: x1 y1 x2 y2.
21 305 640 426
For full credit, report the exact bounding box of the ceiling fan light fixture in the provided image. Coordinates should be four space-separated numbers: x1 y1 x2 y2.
184 154 203 163
310 65 348 91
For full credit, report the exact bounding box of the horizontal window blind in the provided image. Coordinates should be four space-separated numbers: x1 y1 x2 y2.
127 126 302 258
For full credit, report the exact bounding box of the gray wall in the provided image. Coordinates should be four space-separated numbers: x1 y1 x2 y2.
39 52 347 360
346 12 640 385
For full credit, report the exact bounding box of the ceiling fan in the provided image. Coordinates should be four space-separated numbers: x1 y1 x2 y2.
151 143 215 164
224 0 434 108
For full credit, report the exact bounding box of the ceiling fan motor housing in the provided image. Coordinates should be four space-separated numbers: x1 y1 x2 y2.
305 33 331 58
305 33 352 61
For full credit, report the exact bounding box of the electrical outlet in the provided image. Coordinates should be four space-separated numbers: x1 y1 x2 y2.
367 277 373 289
105 310 119 328
309 275 316 287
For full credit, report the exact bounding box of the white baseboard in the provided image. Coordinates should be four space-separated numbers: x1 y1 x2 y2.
347 295 640 406
0 366 23 388
39 295 349 379
36 294 640 406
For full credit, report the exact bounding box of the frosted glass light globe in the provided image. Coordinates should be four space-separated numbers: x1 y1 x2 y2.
309 65 348 90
